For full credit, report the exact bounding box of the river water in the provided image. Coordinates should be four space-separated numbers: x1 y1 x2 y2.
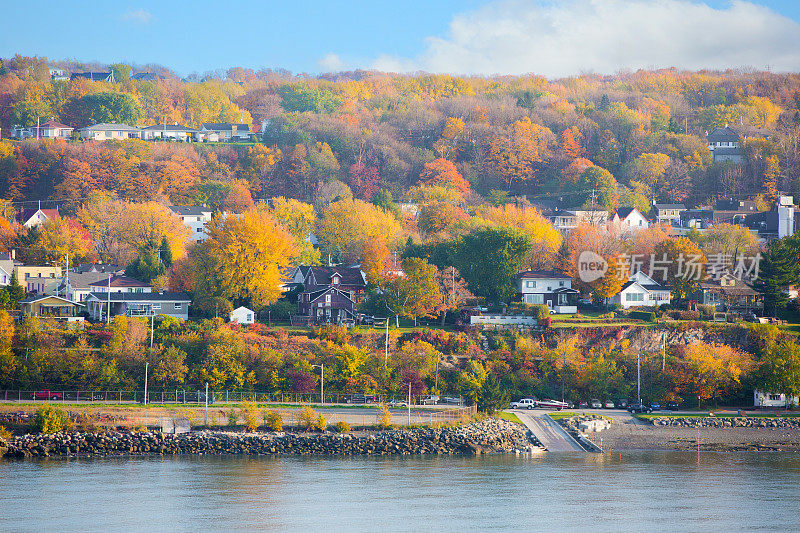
2 452 799 532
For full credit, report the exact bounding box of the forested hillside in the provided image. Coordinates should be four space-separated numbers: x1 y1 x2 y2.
1 54 799 211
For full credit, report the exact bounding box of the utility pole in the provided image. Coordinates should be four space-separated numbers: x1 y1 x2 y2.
36 116 40 140
204 383 209 425
106 273 111 324
384 317 389 367
637 351 641 403
143 361 149 405
312 364 324 404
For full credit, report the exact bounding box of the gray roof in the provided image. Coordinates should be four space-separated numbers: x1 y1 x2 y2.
654 204 686 210
63 272 113 289
518 270 572 280
169 205 211 216
86 292 191 302
80 123 141 132
200 123 251 132
132 73 164 81
707 126 740 142
141 124 199 132
72 263 122 274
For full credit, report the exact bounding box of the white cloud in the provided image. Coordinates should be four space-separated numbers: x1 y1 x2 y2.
318 53 347 72
122 8 153 25
368 0 800 77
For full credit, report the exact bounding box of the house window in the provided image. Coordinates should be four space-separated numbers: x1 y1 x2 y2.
526 294 544 304
174 303 182 310
197 217 201 222
770 394 781 401
325 294 331 303
332 276 339 285
559 281 565 287
247 314 253 321
526 281 536 288
196 227 202 232
152 303 161 310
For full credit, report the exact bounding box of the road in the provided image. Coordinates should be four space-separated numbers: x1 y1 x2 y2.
513 410 585 452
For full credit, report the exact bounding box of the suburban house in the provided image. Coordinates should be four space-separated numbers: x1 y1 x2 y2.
547 209 609 231
88 275 152 294
199 123 252 142
653 204 686 225
72 263 124 275
0 251 21 286
140 124 199 142
707 126 743 163
229 306 255 325
79 123 141 141
743 197 798 239
37 119 73 139
70 71 115 82
754 390 799 408
289 265 367 325
19 295 84 322
697 274 762 315
297 286 358 324
15 207 59 228
169 205 213 242
16 265 63 295
517 270 578 314
59 264 125 302
611 207 650 233
680 209 714 229
609 271 671 309
49 68 69 82
85 291 191 321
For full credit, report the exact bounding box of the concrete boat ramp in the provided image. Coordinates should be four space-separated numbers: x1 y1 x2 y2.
513 410 586 452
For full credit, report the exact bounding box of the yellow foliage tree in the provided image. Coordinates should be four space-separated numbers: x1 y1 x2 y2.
474 204 562 270
315 198 404 262
204 209 297 306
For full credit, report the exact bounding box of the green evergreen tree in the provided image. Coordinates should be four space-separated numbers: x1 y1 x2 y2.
7 272 25 303
159 236 173 268
754 236 800 317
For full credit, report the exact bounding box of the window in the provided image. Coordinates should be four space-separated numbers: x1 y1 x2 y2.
152 303 161 310
196 227 202 232
559 281 565 287
197 217 201 222
325 294 332 303
332 276 340 285
247 314 253 321
770 394 781 401
525 294 544 304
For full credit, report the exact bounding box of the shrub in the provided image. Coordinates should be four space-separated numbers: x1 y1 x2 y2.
227 407 239 427
33 406 71 434
263 410 283 432
698 305 716 317
240 401 260 431
532 304 550 320
377 404 392 429
315 414 328 431
0 425 11 440
630 310 656 322
335 421 350 433
298 406 317 431
610 304 623 312
539 315 552 328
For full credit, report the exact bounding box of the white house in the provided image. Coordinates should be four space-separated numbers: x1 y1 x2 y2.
229 306 255 325
0 251 21 286
609 271 671 309
707 126 743 163
168 205 213 242
611 207 650 233
79 123 141 141
199 123 252 142
140 124 199 142
88 275 152 294
15 207 59 228
754 390 798 409
86 291 190 321
517 270 578 314
653 204 686 225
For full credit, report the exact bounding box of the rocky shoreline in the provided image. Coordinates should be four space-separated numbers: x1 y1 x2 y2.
650 416 800 428
0 418 531 460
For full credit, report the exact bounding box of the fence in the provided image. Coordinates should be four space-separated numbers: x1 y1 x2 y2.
0 389 466 408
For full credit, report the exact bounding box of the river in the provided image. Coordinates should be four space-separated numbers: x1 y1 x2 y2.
2 452 799 532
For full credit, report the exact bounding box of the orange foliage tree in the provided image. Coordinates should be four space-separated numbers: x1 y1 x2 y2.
418 158 470 195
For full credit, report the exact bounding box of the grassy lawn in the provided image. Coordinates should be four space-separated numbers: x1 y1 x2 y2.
547 411 577 421
496 411 524 424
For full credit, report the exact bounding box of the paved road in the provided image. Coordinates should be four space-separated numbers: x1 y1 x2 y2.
513 410 585 452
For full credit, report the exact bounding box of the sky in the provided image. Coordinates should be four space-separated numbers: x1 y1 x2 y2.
5 0 800 78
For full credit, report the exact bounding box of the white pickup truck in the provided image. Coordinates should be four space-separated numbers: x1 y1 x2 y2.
510 398 538 409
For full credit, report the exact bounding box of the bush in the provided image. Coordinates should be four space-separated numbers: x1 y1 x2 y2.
0 425 11 440
670 310 701 321
227 407 239 426
377 404 392 429
335 421 350 433
698 305 716 317
610 304 623 312
532 304 550 320
263 410 283 432
33 406 71 434
630 310 656 322
539 315 551 328
298 406 317 431
315 414 328 431
240 401 260 431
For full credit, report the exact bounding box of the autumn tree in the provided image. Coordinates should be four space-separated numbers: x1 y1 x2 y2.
269 196 320 266
473 204 561 270
361 235 390 286
348 161 381 200
376 257 441 326
315 198 404 263
559 126 584 159
756 340 800 407
653 237 706 300
674 342 753 405
418 158 470 195
203 209 298 307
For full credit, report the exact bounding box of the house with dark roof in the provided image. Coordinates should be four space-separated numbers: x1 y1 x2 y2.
85 291 191 321
73 263 124 275
707 126 742 163
611 207 649 233
696 273 762 315
199 123 252 142
517 270 578 314
88 275 152 294
653 204 686 225
297 286 358 324
140 124 199 142
608 271 671 309
168 205 212 242
16 207 59 228
70 71 115 82
289 265 367 324
79 123 141 141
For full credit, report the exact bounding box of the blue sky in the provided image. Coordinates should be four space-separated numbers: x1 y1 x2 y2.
4 1 800 77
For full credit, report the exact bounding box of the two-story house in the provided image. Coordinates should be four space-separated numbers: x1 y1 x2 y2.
289 265 368 324
517 270 578 314
168 205 213 242
611 207 650 234
653 204 686 225
15 207 59 228
707 126 742 163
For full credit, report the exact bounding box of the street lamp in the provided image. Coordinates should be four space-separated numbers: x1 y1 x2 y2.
400 381 412 426
312 364 324 405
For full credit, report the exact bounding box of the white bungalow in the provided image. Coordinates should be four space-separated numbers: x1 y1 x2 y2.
229 306 255 325
609 271 671 309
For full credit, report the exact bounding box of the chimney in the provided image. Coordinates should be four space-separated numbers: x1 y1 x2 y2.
11 249 15 260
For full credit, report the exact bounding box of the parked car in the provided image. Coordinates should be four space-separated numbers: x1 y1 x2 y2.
31 390 63 400
537 399 568 410
628 402 652 413
418 395 440 405
650 402 661 411
590 399 603 409
614 398 629 409
385 399 407 408
604 400 615 409
665 401 679 411
443 396 463 405
346 393 375 404
578 298 593 306
510 398 538 410
579 401 589 409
